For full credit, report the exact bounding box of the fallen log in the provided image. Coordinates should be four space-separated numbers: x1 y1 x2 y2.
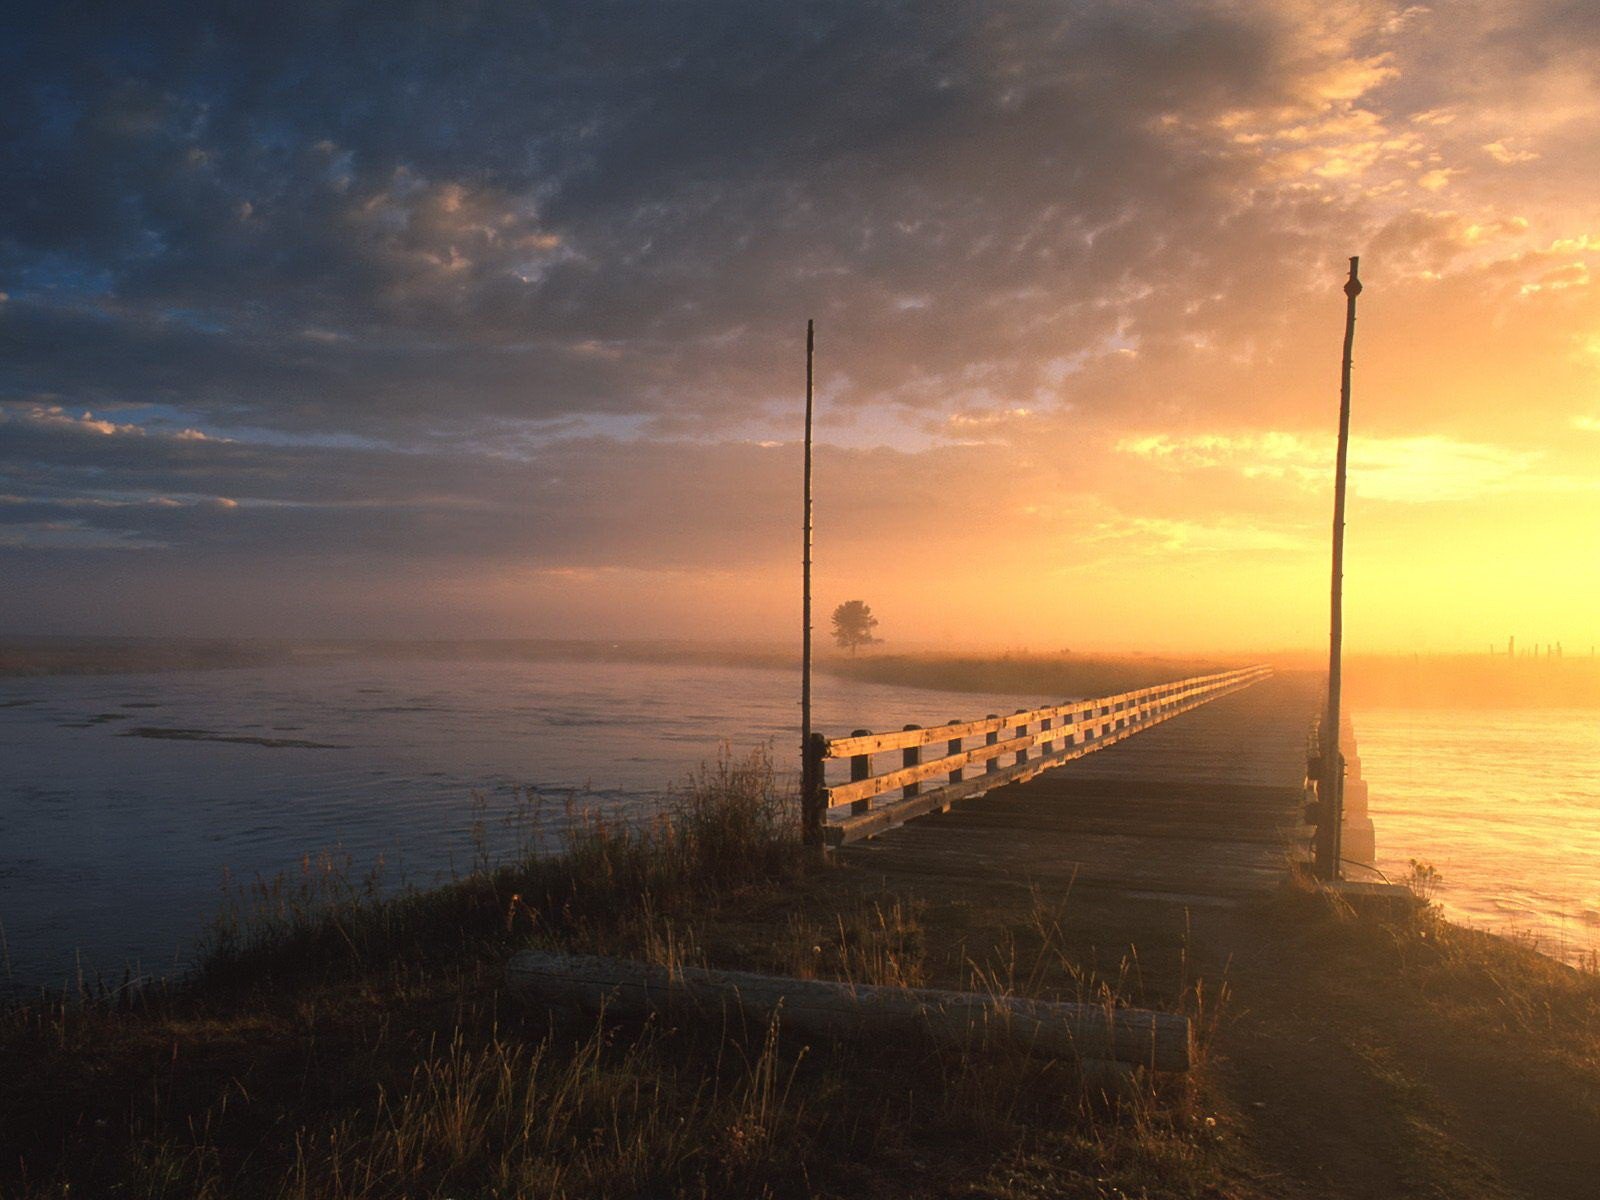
507 949 1192 1071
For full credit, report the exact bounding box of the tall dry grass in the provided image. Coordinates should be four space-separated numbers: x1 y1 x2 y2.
190 746 798 991
2 749 1224 1199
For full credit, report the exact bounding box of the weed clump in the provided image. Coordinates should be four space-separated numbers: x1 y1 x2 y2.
193 746 799 991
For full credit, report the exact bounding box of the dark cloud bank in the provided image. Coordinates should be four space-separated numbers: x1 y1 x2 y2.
4 1 1588 636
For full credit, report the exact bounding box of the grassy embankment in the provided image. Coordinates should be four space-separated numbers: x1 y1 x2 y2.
0 636 1230 694
829 649 1600 710
1 754 1224 1199
5 752 1599 1198
1209 873 1600 1197
822 652 1237 700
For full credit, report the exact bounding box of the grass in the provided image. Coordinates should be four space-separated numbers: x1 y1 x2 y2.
0 750 1227 1199
820 651 1235 701
1200 864 1600 1197
6 754 1598 1197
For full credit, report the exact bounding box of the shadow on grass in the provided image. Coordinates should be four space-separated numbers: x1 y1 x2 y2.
2 749 1225 1199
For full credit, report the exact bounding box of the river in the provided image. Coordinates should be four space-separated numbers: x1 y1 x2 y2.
0 658 1037 992
4 665 1596 991
1358 707 1600 965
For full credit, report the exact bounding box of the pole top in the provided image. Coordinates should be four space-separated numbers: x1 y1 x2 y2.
1344 256 1363 298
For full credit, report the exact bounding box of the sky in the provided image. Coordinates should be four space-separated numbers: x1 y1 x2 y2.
2 1 1596 654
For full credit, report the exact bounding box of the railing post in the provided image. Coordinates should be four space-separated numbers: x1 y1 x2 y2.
985 715 1000 773
902 725 922 798
1040 716 1054 755
849 729 872 816
1014 709 1029 763
947 720 964 784
802 732 827 848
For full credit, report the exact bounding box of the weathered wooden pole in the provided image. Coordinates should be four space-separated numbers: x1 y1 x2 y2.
801 319 822 848
1317 256 1362 880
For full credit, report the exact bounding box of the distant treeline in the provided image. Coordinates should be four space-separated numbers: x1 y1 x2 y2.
0 636 1234 695
821 652 1237 699
0 636 287 677
0 636 797 678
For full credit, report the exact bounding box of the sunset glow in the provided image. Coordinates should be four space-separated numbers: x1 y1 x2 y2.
7 11 1600 1197
2 2 1596 653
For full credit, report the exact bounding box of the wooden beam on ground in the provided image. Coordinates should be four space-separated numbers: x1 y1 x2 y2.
507 949 1193 1071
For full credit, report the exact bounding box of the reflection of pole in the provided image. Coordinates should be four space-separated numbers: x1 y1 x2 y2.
801 320 820 848
1319 257 1362 880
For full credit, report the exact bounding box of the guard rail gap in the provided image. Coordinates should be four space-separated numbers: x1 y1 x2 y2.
802 665 1273 846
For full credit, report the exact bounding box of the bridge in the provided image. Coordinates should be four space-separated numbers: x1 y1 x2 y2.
800 665 1375 899
517 664 1389 1076
833 668 1318 899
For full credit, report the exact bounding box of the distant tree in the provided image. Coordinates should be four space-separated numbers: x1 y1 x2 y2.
831 600 880 655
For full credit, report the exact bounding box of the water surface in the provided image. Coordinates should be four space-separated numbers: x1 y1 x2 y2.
6 668 1596 991
0 659 1038 991
1358 708 1600 964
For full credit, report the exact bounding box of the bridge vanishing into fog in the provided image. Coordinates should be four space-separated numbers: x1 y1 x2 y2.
802 667 1371 903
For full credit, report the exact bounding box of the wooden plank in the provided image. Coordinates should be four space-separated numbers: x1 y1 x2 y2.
828 739 1102 841
508 949 1193 1071
823 733 1035 807
901 725 922 799
826 713 1068 757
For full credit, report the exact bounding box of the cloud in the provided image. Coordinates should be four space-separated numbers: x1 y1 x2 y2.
1083 514 1311 556
0 0 1450 440
1 402 143 437
3 1 1599 641
1483 139 1540 164
1116 430 1569 503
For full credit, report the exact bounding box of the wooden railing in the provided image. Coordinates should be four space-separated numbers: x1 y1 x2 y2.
802 665 1273 846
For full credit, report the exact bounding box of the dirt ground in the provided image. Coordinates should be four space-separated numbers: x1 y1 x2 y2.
785 859 1600 1200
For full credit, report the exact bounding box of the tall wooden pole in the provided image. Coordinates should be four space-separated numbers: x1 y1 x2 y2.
1318 257 1362 880
801 319 820 847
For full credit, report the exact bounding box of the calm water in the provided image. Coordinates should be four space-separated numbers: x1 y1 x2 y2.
0 660 1040 992
5 669 1597 991
1358 708 1600 964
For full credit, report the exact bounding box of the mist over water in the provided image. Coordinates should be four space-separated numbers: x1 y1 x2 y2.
0 660 1039 992
6 664 1596 993
1359 708 1600 964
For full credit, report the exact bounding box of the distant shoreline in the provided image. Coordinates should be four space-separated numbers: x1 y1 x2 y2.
3 636 1596 707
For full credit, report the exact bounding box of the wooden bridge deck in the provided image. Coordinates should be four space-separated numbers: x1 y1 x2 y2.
838 672 1321 903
